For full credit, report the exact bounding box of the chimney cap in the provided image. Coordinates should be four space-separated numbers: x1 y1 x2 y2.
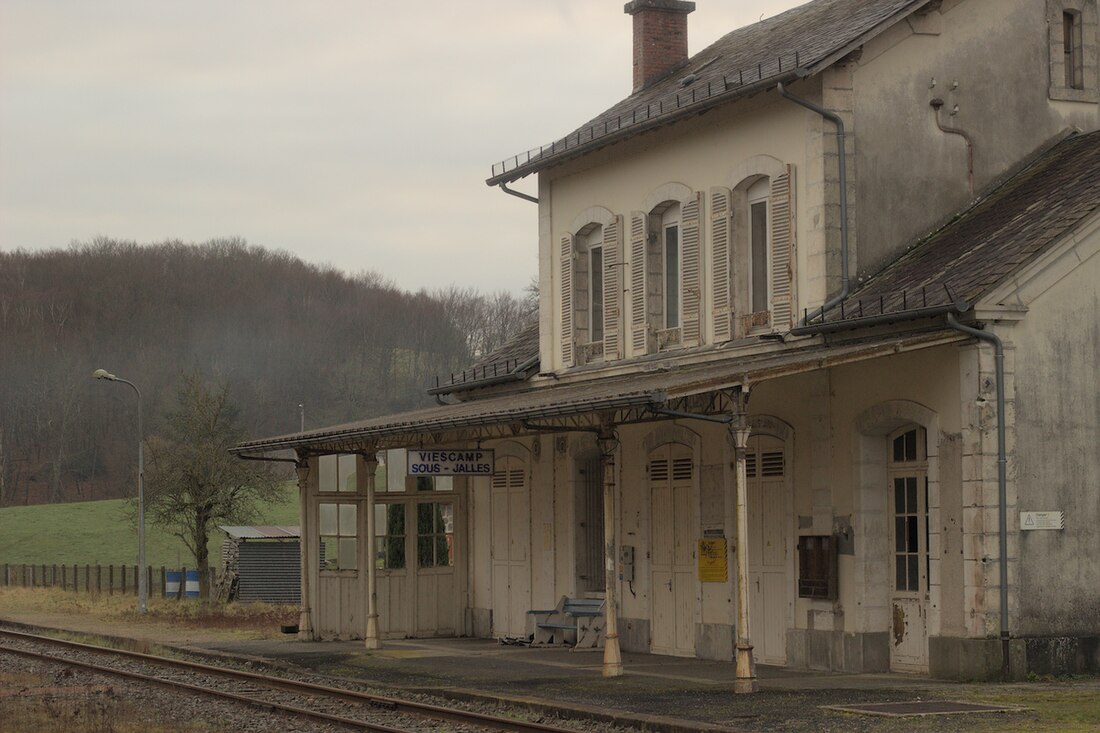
624 0 695 16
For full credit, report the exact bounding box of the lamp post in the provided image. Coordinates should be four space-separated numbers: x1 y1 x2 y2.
94 368 147 614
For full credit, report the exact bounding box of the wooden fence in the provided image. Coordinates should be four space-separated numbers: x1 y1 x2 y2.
0 563 217 598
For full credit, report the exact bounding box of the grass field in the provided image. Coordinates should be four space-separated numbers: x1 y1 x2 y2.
0 483 298 567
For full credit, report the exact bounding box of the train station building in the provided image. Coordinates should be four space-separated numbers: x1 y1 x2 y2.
233 0 1100 683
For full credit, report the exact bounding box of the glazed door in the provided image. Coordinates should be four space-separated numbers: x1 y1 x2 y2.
414 499 457 636
747 436 788 665
649 444 697 656
490 457 531 638
888 427 929 672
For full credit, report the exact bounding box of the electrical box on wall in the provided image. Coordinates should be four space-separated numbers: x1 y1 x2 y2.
619 545 635 582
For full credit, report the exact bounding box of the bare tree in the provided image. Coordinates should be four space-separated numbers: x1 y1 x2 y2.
144 373 280 597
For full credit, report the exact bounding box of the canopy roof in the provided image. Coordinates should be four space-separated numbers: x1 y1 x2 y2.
233 330 962 456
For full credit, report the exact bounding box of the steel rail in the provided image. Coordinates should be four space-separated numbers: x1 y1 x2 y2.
0 629 579 733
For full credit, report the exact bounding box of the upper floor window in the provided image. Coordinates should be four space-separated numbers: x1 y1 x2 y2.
559 215 623 367
1048 0 1098 102
709 163 796 342
748 178 770 316
1065 11 1084 89
661 206 681 331
629 191 702 355
588 229 605 344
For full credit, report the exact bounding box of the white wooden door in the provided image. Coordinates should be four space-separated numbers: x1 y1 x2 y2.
649 444 697 656
747 436 788 665
889 427 929 672
490 457 530 638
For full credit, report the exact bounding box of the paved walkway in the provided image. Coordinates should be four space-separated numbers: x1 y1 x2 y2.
185 636 974 732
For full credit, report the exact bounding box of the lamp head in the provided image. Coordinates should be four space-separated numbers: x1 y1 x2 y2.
93 368 116 381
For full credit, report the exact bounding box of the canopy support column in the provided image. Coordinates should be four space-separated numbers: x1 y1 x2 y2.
728 390 757 694
363 452 381 650
598 426 623 677
295 457 314 640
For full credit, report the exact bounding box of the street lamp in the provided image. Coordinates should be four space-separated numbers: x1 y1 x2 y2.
94 368 147 614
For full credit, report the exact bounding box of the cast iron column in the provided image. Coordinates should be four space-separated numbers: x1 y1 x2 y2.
364 452 381 649
295 457 313 639
730 395 757 693
598 428 623 677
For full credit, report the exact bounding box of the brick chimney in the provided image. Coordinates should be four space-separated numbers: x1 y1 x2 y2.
624 0 696 93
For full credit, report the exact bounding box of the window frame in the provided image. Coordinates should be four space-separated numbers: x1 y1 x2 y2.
1048 0 1098 102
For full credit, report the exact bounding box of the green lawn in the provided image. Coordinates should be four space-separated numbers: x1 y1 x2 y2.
0 483 298 567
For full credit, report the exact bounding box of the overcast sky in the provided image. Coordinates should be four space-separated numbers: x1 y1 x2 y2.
1 1 803 295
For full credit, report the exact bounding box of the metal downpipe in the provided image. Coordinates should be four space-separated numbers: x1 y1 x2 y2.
499 182 538 204
947 313 1010 679
777 82 850 327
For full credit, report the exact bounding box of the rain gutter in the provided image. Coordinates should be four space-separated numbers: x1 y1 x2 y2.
946 312 1011 680
777 82 850 327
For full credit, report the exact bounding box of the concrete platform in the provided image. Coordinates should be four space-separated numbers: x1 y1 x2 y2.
184 636 974 732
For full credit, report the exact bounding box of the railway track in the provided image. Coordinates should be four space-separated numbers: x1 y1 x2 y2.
0 628 595 733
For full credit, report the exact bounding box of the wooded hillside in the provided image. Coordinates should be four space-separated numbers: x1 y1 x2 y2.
0 238 532 506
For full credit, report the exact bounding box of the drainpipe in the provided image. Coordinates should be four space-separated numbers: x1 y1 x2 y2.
946 313 1010 680
930 99 975 196
777 82 850 327
499 182 538 204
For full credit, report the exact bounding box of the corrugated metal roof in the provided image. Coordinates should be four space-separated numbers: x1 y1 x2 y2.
219 526 300 540
488 0 930 184
232 330 963 455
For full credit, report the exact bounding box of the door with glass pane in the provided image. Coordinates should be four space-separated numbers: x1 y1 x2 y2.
888 426 929 672
414 499 456 635
372 451 459 639
315 453 362 639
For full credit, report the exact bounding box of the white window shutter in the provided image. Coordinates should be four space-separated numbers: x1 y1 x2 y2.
680 191 703 348
709 186 733 343
560 233 575 367
769 167 796 331
629 211 649 355
602 215 623 361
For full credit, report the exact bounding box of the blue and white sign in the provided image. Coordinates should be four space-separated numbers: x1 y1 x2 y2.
407 449 495 476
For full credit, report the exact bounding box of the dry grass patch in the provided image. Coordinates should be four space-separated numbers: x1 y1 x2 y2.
0 586 296 638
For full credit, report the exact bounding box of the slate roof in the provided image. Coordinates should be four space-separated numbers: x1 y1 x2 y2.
429 322 540 395
812 129 1100 326
488 0 930 185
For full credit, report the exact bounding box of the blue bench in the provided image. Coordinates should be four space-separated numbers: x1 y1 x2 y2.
528 596 606 648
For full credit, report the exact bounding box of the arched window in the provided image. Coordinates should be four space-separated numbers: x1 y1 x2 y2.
747 177 770 316
710 163 795 341
629 190 702 354
559 215 623 367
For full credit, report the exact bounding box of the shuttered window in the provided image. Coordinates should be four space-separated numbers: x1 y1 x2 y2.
602 216 623 361
629 212 649 355
559 233 575 367
710 187 733 343
680 192 702 347
769 168 795 331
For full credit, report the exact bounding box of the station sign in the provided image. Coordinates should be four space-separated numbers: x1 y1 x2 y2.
407 449 495 476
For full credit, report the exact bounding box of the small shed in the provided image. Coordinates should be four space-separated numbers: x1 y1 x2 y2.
219 526 301 604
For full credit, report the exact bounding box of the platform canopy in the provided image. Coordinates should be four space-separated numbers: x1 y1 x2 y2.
232 330 963 457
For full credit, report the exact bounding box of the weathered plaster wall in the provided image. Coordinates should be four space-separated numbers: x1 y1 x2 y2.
538 85 828 372
852 0 1100 276
1011 233 1100 636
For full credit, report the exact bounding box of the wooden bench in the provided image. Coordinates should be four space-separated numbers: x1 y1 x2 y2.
528 596 605 648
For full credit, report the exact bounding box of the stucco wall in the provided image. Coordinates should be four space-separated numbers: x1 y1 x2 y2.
852 0 1100 276
1010 229 1100 636
538 87 828 372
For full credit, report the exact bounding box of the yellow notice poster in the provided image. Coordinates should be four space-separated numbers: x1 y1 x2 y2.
698 538 728 582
